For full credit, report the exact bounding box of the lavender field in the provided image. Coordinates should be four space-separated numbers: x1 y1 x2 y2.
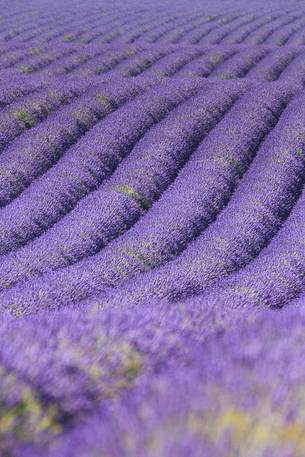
2 0 305 455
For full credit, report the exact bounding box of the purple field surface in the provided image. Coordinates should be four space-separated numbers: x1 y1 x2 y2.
2 0 305 455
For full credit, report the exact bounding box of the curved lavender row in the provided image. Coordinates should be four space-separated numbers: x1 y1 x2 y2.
198 177 305 309
11 17 55 40
171 14 222 46
279 50 305 84
102 47 172 77
264 15 305 45
220 14 276 44
0 78 204 254
0 7 79 42
90 12 173 46
134 14 218 45
198 14 259 45
172 15 220 45
37 44 145 77
22 9 130 44
0 80 41 110
82 15 157 46
198 13 280 45
52 16 108 44
0 22 41 42
38 47 109 77
190 15 240 45
0 80 246 287
123 89 304 306
78 46 144 75
103 11 177 44
99 14 164 45
2 6 299 46
20 15 79 43
174 14 224 45
141 47 205 77
286 23 305 45
0 45 48 70
242 14 299 44
21 43 305 84
27 80 305 312
46 44 236 80
75 13 140 45
119 14 188 45
0 81 88 154
161 14 241 46
54 17 115 45
0 42 25 61
157 15 213 45
16 22 72 45
30 15 104 45
210 45 269 79
120 16 177 44
0 82 298 313
16 47 77 74
246 46 299 81
174 47 236 77
97 86 305 307
0 43 285 81
0 78 153 209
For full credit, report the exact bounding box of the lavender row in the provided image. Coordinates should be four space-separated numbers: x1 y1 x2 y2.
200 170 305 310
16 48 78 74
264 15 305 45
286 22 305 45
0 80 247 290
80 13 160 46
0 9 133 44
220 14 277 44
7 11 305 46
0 81 89 153
0 78 207 256
101 47 172 78
174 48 237 78
0 82 300 313
4 9 137 46
74 13 149 45
156 14 238 46
246 46 299 80
211 46 269 79
110 14 178 45
6 44 305 86
180 15 240 45
152 14 213 45
0 79 42 110
0 78 156 215
38 48 110 77
164 16 222 45
46 13 305 46
234 14 301 45
78 47 145 76
193 14 261 45
95 86 305 309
